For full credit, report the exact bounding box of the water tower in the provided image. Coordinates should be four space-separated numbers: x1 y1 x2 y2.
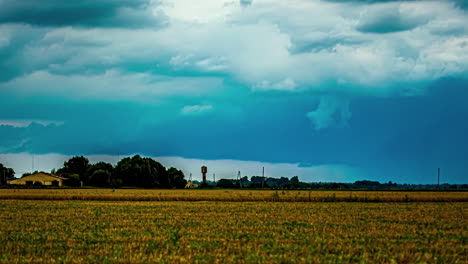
201 166 207 186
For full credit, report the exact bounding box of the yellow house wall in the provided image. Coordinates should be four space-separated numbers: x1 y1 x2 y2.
9 173 63 186
185 182 198 189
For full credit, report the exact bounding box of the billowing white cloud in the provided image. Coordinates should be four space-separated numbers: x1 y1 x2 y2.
3 0 468 90
181 104 213 115
0 70 223 101
161 0 240 23
253 78 297 91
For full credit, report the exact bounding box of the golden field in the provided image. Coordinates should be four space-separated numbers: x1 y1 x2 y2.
0 199 466 263
0 189 467 202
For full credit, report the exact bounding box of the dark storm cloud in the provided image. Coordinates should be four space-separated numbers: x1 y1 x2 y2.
356 5 429 33
323 0 417 3
0 25 47 82
240 0 253 7
452 0 468 9
289 37 366 54
324 0 467 10
357 15 422 34
0 0 167 28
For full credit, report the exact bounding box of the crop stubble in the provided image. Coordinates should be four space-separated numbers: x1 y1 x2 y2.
0 194 466 263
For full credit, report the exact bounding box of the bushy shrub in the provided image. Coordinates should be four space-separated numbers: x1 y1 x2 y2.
63 173 81 187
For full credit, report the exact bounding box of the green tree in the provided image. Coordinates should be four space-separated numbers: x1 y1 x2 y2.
62 173 81 187
57 156 90 183
114 155 168 188
86 162 114 187
167 167 187 189
0 163 15 185
89 169 112 187
286 176 300 189
88 162 113 175
216 179 236 188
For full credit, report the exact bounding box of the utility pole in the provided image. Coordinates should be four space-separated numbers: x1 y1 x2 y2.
213 173 216 184
238 171 242 188
262 166 265 189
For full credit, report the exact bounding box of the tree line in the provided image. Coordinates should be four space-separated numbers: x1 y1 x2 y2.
214 176 301 189
201 177 468 190
47 155 187 188
3 158 466 190
0 163 15 185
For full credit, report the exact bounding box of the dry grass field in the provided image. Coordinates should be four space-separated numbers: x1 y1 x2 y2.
0 189 467 202
0 199 466 263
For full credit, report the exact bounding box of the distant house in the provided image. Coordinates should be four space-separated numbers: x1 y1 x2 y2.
185 182 198 189
8 172 66 187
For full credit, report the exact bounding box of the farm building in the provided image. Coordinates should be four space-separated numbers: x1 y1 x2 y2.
185 182 198 189
8 172 66 186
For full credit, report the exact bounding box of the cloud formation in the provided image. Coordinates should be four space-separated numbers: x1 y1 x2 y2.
181 104 214 115
0 70 223 101
1 0 466 131
1 0 467 93
0 120 63 128
1 0 468 184
0 0 167 28
307 97 351 130
240 0 253 7
356 3 431 33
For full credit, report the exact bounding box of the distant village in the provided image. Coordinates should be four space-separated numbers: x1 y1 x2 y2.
1 156 467 190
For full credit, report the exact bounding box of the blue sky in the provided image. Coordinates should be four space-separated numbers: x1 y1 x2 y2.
1 0 467 183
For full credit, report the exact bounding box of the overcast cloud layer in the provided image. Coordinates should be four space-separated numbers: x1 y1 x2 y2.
1 0 467 183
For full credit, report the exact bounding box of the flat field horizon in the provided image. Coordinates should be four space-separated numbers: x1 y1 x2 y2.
1 189 468 202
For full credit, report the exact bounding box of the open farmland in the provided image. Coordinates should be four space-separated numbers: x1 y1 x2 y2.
0 189 467 202
0 194 467 263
